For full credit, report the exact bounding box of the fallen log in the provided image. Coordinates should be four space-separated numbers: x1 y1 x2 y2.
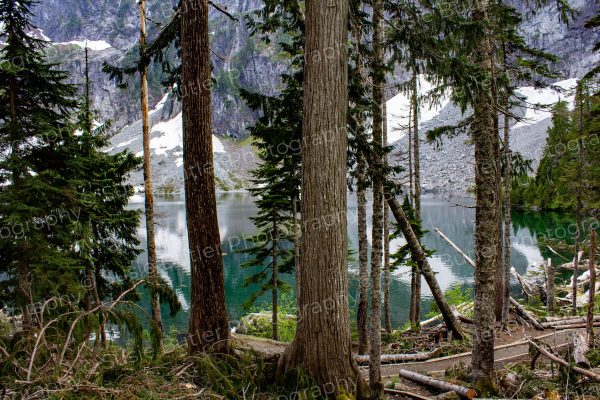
548 322 600 330
573 332 591 369
510 298 544 330
355 348 441 364
421 302 473 327
398 369 476 399
451 306 474 325
542 315 600 328
528 339 600 382
434 228 529 315
511 267 538 301
383 388 431 400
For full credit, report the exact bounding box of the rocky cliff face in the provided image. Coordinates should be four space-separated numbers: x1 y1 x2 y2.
29 0 600 193
32 0 284 139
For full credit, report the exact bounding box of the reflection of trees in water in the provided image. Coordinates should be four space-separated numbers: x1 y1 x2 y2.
511 209 580 264
134 195 580 331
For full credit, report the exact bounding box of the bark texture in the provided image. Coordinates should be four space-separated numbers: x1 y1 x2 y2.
182 0 230 355
383 100 391 334
501 102 511 326
139 0 163 348
369 1 385 395
277 0 361 395
471 0 499 386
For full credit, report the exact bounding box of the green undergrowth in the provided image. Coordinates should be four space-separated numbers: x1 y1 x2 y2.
241 293 297 342
0 337 336 400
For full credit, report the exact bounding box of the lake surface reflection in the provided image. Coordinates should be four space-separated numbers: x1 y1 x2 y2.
130 193 574 332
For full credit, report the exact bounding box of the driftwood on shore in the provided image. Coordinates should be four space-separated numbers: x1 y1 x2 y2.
510 298 544 330
398 369 477 399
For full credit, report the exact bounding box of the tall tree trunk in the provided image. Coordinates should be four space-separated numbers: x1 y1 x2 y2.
352 12 369 356
369 1 385 396
411 71 421 217
182 0 230 355
573 84 584 316
408 106 413 205
139 0 163 351
501 48 511 326
383 100 392 334
293 193 301 319
277 1 361 395
588 230 596 347
471 0 500 387
272 213 279 341
8 14 32 331
409 71 421 329
357 148 370 355
489 42 504 323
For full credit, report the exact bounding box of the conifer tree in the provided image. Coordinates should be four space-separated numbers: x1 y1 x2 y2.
0 0 78 330
369 0 385 395
181 0 230 354
0 1 149 347
239 0 303 341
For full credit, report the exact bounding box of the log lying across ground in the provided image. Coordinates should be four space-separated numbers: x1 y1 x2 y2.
383 388 430 400
528 339 600 382
355 348 442 364
548 322 600 330
510 297 544 330
398 369 477 399
541 315 600 328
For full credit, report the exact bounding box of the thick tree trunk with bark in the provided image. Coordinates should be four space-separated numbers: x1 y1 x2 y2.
471 0 500 387
369 1 385 395
139 0 163 350
277 0 362 395
501 75 512 326
181 0 230 355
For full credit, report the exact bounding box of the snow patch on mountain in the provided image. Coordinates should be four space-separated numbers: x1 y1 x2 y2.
56 40 112 51
513 78 578 128
387 76 450 143
108 92 256 193
390 77 582 195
